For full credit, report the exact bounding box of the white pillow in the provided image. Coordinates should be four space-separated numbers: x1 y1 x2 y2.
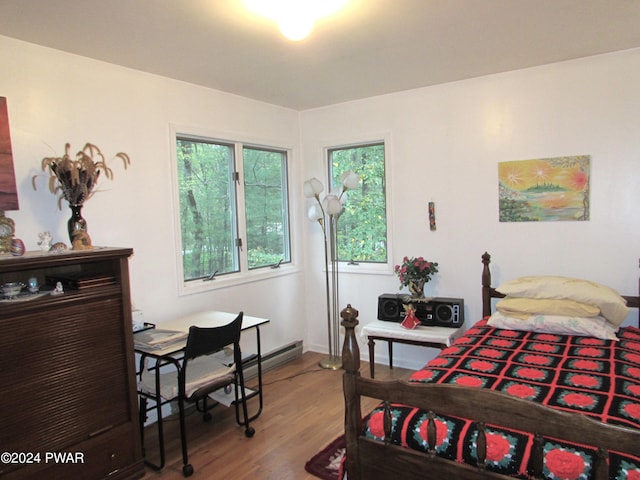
496 276 629 326
487 311 619 340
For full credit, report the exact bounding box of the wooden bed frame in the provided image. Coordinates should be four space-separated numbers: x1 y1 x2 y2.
341 252 640 480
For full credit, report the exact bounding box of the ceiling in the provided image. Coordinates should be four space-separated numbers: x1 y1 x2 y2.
1 0 640 110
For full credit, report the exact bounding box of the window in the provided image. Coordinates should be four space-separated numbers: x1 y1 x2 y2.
175 135 291 283
328 142 387 263
243 146 291 269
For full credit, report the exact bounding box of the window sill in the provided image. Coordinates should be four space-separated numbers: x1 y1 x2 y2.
178 264 300 296
328 262 392 276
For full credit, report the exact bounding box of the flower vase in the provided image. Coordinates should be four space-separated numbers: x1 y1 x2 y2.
408 279 427 299
67 204 87 243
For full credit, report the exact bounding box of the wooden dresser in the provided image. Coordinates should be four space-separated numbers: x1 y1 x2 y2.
0 247 144 480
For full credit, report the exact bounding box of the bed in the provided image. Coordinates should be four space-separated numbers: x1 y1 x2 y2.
341 252 640 480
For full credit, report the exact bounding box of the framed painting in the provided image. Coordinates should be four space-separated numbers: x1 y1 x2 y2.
0 96 19 211
498 155 590 222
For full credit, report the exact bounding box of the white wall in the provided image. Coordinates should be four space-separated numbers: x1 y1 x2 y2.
0 35 306 356
2 35 639 371
300 48 640 369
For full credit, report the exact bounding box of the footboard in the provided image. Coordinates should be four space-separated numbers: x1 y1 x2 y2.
340 304 640 480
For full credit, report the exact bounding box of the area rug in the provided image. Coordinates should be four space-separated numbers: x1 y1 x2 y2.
304 435 346 480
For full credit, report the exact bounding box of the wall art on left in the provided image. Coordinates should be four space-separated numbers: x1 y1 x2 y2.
0 97 19 211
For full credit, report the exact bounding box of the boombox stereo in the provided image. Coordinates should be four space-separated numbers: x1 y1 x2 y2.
377 294 464 328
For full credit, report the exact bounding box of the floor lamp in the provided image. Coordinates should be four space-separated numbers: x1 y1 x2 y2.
304 171 359 370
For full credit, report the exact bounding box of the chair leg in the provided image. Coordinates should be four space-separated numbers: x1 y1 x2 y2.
202 396 212 422
177 398 194 477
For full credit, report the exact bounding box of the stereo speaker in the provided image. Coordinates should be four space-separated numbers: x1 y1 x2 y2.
377 294 464 328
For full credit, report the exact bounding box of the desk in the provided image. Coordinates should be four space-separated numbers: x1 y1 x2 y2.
134 311 269 470
361 320 464 378
136 311 268 358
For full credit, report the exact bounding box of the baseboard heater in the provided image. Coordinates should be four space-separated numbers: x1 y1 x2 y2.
242 340 303 380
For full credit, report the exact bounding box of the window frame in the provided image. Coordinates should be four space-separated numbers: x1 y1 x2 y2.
169 124 298 296
242 144 292 271
323 134 394 276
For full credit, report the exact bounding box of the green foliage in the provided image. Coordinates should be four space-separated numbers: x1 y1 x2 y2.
177 139 238 280
243 147 290 269
499 197 538 222
177 136 384 280
177 138 290 281
330 143 387 263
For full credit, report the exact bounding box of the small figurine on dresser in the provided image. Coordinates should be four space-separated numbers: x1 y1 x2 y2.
51 281 64 295
27 277 39 294
37 231 52 251
10 238 25 256
71 229 93 250
49 242 68 253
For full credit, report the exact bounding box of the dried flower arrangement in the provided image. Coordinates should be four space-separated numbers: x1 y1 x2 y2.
33 142 130 209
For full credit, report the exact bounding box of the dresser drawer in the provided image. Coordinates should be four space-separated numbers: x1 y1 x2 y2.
78 422 143 479
1 423 143 480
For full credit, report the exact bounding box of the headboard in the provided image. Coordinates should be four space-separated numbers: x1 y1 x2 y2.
481 251 640 327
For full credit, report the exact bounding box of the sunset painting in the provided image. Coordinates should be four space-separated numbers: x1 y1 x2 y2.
498 155 590 222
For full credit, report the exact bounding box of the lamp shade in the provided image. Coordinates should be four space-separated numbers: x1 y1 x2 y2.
0 97 18 211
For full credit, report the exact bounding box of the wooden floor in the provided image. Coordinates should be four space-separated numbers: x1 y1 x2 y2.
140 351 411 479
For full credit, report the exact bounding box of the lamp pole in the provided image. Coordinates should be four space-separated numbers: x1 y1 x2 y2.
319 216 342 370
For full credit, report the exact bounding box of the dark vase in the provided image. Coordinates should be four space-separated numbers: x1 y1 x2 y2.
67 204 87 243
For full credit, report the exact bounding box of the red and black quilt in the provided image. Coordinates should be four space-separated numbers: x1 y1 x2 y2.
362 319 640 479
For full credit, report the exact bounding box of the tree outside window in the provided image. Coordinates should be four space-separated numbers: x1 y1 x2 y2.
328 142 387 263
243 146 291 269
176 136 291 282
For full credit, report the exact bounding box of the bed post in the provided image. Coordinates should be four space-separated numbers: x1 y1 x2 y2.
341 304 362 480
482 252 492 317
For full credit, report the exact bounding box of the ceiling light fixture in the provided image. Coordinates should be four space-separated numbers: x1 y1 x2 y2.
245 0 348 41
